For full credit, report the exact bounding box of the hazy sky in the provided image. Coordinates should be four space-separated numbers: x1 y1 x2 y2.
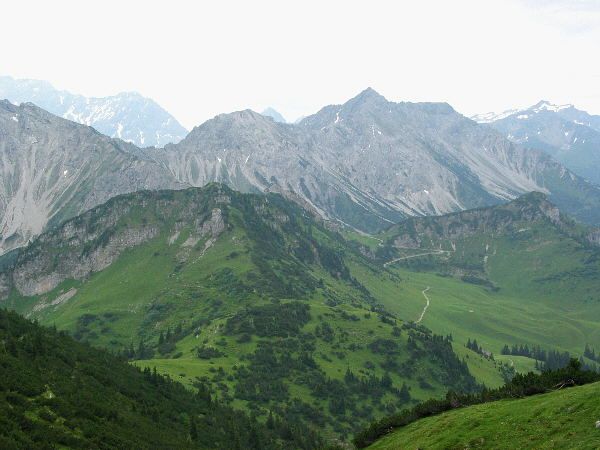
2 0 600 128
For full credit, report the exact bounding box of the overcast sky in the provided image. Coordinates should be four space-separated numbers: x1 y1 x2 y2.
2 0 600 128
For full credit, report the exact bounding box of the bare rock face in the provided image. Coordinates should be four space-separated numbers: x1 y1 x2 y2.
0 100 184 255
198 208 225 237
2 185 235 299
15 227 159 296
9 195 161 297
177 208 226 261
33 287 78 312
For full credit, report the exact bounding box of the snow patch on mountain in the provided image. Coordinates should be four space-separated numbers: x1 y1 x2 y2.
531 100 573 113
471 109 519 123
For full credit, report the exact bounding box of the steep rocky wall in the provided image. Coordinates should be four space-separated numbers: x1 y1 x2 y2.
11 226 159 297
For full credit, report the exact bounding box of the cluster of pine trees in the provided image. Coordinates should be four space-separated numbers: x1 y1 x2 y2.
343 368 411 403
501 343 599 372
117 322 187 360
466 338 493 359
584 344 599 363
501 343 547 360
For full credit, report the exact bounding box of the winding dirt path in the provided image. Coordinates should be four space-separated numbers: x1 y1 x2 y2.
383 250 450 267
381 246 453 324
416 287 431 323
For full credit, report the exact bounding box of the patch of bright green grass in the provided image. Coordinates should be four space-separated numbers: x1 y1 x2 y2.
368 381 600 450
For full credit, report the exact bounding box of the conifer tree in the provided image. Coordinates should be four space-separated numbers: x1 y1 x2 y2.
189 416 198 441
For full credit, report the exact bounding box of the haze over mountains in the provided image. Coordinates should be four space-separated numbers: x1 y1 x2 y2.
2 86 600 255
0 75 187 147
473 101 600 185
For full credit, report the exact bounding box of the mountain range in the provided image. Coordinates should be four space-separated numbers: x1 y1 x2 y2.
473 100 600 185
0 75 187 147
3 87 600 256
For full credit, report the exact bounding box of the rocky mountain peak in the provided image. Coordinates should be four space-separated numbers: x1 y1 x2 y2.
6 101 58 122
229 109 271 122
355 86 385 100
475 99 600 184
471 108 520 123
210 109 278 127
183 109 284 145
343 87 387 110
1 101 49 129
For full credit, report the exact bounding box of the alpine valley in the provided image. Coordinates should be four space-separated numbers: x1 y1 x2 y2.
2 84 600 448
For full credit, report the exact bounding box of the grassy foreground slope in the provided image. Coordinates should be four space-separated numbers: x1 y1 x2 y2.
368 381 600 450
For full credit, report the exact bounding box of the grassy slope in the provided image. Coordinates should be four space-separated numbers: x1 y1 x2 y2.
9 205 552 398
360 215 600 358
368 381 600 450
369 266 598 355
